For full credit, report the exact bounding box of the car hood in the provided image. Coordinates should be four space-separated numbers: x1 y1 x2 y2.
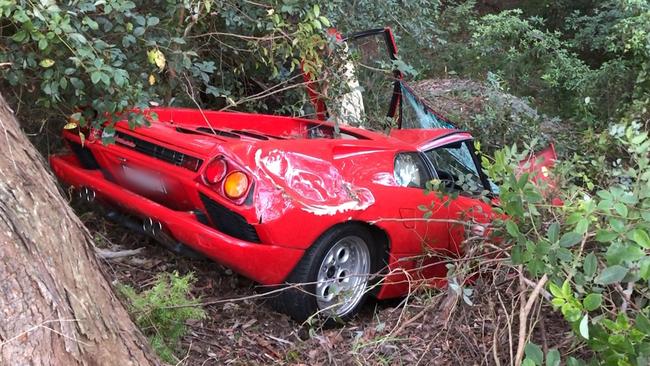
114 120 221 156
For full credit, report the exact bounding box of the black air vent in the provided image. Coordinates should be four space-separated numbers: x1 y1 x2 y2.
115 131 203 171
199 193 260 243
196 127 241 139
231 130 270 140
196 127 283 140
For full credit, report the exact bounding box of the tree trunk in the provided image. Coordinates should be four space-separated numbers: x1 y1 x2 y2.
0 93 158 365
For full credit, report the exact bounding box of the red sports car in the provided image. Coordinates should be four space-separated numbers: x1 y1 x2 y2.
49 29 545 322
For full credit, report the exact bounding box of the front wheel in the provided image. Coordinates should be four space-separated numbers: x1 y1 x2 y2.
271 224 381 323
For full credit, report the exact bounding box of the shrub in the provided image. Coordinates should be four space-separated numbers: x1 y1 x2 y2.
119 271 206 363
483 119 650 365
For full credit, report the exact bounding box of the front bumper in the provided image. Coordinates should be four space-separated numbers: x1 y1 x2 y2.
50 154 304 285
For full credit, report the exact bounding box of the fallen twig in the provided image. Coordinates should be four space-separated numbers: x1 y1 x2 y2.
95 247 144 259
515 272 548 366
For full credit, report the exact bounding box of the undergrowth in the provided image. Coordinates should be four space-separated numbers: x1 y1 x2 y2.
119 271 205 363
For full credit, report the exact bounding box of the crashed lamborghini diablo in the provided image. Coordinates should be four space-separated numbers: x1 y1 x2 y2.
50 107 501 321
49 28 550 322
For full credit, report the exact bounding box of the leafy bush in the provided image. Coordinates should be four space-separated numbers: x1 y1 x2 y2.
482 118 650 365
119 272 205 363
0 1 333 131
411 77 556 154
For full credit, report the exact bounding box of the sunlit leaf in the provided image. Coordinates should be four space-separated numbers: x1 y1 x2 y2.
39 59 55 68
579 314 589 339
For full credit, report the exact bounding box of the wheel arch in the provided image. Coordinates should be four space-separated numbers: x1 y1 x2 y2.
317 220 391 289
320 220 390 253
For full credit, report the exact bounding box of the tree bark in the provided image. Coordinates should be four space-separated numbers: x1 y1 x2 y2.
0 93 158 365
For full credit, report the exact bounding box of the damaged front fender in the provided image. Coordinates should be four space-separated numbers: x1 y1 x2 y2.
253 149 375 221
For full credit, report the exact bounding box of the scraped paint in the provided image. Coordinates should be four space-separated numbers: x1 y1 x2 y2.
254 149 375 219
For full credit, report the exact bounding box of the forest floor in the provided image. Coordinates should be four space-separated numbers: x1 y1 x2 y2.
49 78 585 365
81 208 583 366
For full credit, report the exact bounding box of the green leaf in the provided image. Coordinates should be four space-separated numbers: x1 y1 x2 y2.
635 314 650 334
629 229 650 249
133 27 145 37
525 342 543 365
619 193 637 205
147 16 160 27
39 59 55 68
610 218 626 233
548 282 563 298
90 71 102 84
506 220 520 237
546 349 560 366
562 303 582 322
597 190 613 200
583 252 597 278
559 232 582 248
551 298 565 307
114 73 125 87
640 258 650 280
595 265 628 285
561 280 571 297
597 199 612 211
83 16 99 30
583 293 602 311
547 222 559 243
567 357 585 366
605 242 645 265
595 229 617 242
556 248 573 262
579 314 589 339
575 218 589 234
68 32 87 44
38 38 48 50
319 16 331 27
522 359 536 366
614 202 628 217
11 30 28 43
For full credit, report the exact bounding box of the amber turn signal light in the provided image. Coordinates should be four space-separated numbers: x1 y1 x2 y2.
223 171 249 199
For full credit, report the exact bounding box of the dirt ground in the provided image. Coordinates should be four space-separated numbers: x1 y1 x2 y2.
75 200 584 366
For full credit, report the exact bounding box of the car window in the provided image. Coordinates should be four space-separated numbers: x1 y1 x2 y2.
400 82 454 129
425 141 485 193
394 153 429 189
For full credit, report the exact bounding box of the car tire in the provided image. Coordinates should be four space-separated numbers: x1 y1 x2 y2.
271 224 382 324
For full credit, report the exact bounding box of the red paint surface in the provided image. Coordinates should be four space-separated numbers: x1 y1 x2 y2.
50 154 303 284
50 107 503 298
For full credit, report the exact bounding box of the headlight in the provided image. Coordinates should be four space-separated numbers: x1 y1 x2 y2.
394 153 426 188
